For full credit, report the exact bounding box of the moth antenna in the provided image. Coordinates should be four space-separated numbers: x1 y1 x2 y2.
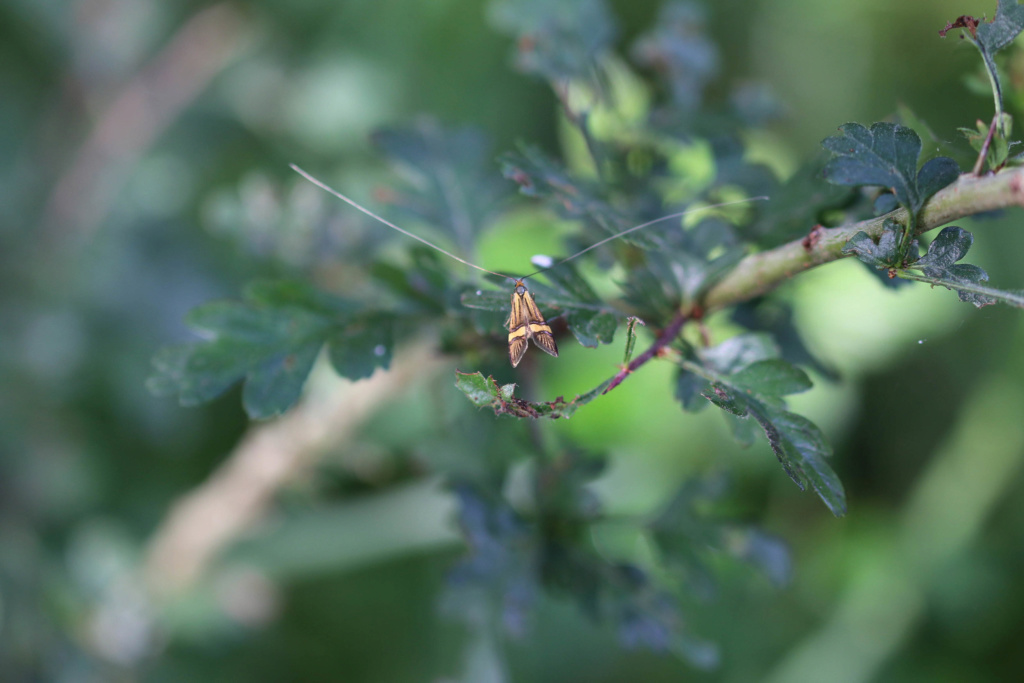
523 196 769 279
291 164 515 282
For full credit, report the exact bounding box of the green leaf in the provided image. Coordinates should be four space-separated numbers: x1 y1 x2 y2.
704 386 845 516
327 314 394 380
822 122 960 218
455 370 611 419
459 287 509 313
149 281 392 419
700 332 780 374
959 115 1019 172
648 476 792 590
900 226 1024 308
678 334 844 515
976 0 1024 53
747 156 855 248
729 359 812 396
631 3 717 111
488 0 616 84
841 219 905 269
500 145 631 240
372 122 511 244
566 309 617 348
622 317 644 364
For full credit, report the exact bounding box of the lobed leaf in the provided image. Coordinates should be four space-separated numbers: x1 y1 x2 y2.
372 122 511 245
148 281 393 419
901 226 1024 308
488 0 617 84
675 334 844 515
822 122 959 218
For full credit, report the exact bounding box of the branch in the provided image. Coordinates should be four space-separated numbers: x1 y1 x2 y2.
143 344 448 598
602 310 687 394
703 168 1024 311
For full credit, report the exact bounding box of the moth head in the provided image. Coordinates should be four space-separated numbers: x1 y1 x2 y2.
514 279 527 295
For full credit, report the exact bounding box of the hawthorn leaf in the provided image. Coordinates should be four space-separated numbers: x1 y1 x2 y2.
729 359 813 397
488 0 616 84
631 2 718 111
822 122 959 218
566 309 617 348
455 371 611 419
842 219 904 269
148 281 390 419
372 122 510 244
903 226 1024 308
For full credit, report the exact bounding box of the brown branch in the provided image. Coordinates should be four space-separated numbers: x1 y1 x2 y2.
143 345 448 598
44 4 247 238
602 310 687 394
703 168 1024 312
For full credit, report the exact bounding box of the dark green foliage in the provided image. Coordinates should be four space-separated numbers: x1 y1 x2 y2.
149 281 393 419
842 218 913 269
488 0 616 84
747 157 855 248
905 226 1024 308
942 1 1024 124
138 0 1023 674
631 3 717 111
442 453 771 667
372 122 512 245
822 122 960 220
676 334 845 516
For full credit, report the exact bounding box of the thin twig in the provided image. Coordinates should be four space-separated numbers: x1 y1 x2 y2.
602 310 687 394
972 115 999 176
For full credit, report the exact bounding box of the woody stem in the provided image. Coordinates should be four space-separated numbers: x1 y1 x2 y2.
603 310 688 394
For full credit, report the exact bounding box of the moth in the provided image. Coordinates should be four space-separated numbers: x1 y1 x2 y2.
506 278 558 367
291 164 764 367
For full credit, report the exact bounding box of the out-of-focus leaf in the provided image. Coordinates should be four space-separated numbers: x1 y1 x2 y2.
566 309 617 347
622 316 644 364
443 484 539 637
746 157 855 248
148 280 392 419
700 332 780 374
901 226 1024 308
488 0 617 84
372 122 512 248
535 451 606 521
730 300 839 381
631 2 718 112
501 145 629 239
702 384 845 516
676 334 844 515
959 114 1019 172
822 122 960 220
649 476 792 591
729 359 812 396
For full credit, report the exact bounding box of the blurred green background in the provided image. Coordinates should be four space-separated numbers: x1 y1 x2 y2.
4 0 1024 681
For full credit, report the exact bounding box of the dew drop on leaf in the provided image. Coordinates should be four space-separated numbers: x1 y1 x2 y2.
373 344 386 357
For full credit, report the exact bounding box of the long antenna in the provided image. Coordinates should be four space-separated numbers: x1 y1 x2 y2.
291 164 767 284
522 196 768 279
290 164 514 281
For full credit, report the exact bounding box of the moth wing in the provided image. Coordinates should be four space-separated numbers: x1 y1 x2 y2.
523 290 558 357
508 290 530 367
509 334 529 367
530 325 559 357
